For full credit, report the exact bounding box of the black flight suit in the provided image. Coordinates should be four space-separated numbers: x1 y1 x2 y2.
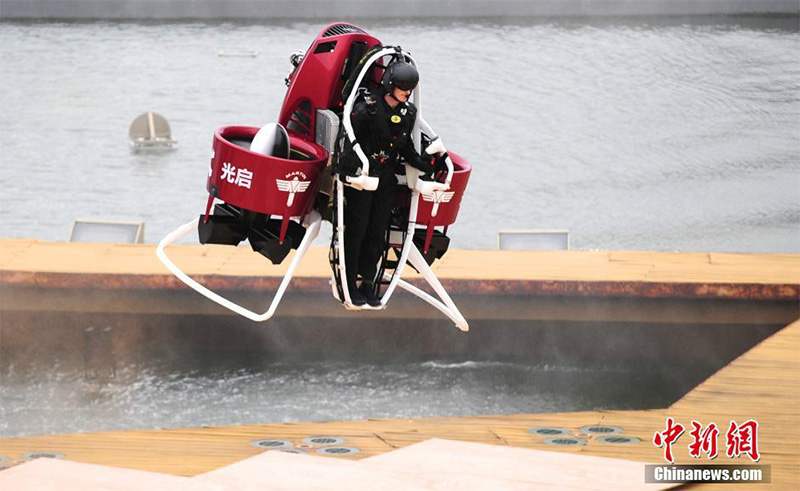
342 91 433 293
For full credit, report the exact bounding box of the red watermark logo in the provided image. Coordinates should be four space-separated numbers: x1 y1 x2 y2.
653 417 685 463
726 420 760 462
653 418 760 463
689 420 719 460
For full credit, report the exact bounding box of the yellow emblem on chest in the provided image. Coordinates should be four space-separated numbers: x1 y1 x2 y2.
391 115 402 124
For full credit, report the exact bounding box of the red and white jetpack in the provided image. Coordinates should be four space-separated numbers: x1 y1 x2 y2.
157 23 471 331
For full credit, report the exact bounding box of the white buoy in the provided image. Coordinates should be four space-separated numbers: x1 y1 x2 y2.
250 123 290 159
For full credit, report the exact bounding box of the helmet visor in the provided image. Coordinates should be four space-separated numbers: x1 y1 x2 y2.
395 80 417 91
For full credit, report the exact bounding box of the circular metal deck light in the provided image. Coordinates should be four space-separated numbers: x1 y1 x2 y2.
597 436 641 444
579 425 623 435
543 437 587 446
527 427 572 436
316 446 360 456
303 436 345 446
250 439 293 449
22 452 65 460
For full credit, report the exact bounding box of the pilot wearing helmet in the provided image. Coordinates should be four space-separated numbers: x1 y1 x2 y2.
340 61 435 308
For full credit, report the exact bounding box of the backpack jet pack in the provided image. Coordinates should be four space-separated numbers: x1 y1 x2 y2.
157 23 471 331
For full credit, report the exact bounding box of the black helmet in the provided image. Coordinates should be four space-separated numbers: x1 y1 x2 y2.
381 61 419 94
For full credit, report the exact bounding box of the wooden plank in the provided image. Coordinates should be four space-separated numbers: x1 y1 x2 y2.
0 458 224 490
2 240 797 286
195 450 430 490
362 438 676 490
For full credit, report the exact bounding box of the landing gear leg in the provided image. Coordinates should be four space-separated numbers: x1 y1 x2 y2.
393 244 469 332
157 211 322 322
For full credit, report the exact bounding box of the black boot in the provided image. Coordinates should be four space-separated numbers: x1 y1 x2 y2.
358 281 382 308
347 281 367 306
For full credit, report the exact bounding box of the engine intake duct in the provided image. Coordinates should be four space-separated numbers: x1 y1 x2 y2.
413 228 450 265
198 204 249 246
199 203 307 265
248 215 306 265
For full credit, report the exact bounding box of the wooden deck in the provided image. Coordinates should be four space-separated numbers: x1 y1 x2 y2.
2 240 798 288
2 319 798 489
2 240 798 326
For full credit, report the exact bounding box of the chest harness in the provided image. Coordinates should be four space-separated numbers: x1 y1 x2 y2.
363 93 414 166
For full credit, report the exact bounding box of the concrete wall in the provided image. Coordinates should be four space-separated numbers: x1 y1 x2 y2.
1 0 797 20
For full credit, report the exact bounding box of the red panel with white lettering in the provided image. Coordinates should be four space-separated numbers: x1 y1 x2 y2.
208 126 328 217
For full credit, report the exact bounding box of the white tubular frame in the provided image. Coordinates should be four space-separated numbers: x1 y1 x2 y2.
334 179 355 307
336 46 406 308
418 116 454 187
335 47 467 330
340 48 400 192
376 188 419 306
393 244 469 331
157 211 322 322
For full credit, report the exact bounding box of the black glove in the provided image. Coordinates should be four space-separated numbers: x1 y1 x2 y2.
416 156 436 181
422 153 449 180
433 153 448 174
336 148 360 178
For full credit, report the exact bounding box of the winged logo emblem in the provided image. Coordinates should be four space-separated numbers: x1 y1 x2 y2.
276 177 311 207
421 190 455 217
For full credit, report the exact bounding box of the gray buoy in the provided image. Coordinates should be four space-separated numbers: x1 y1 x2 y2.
129 112 177 151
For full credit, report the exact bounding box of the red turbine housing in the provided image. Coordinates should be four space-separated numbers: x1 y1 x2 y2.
206 126 327 241
279 24 381 141
416 153 471 228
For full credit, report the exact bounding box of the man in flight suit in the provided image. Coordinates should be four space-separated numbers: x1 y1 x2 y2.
341 61 434 307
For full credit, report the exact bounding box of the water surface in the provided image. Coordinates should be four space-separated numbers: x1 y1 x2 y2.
1 16 798 251
0 359 668 437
